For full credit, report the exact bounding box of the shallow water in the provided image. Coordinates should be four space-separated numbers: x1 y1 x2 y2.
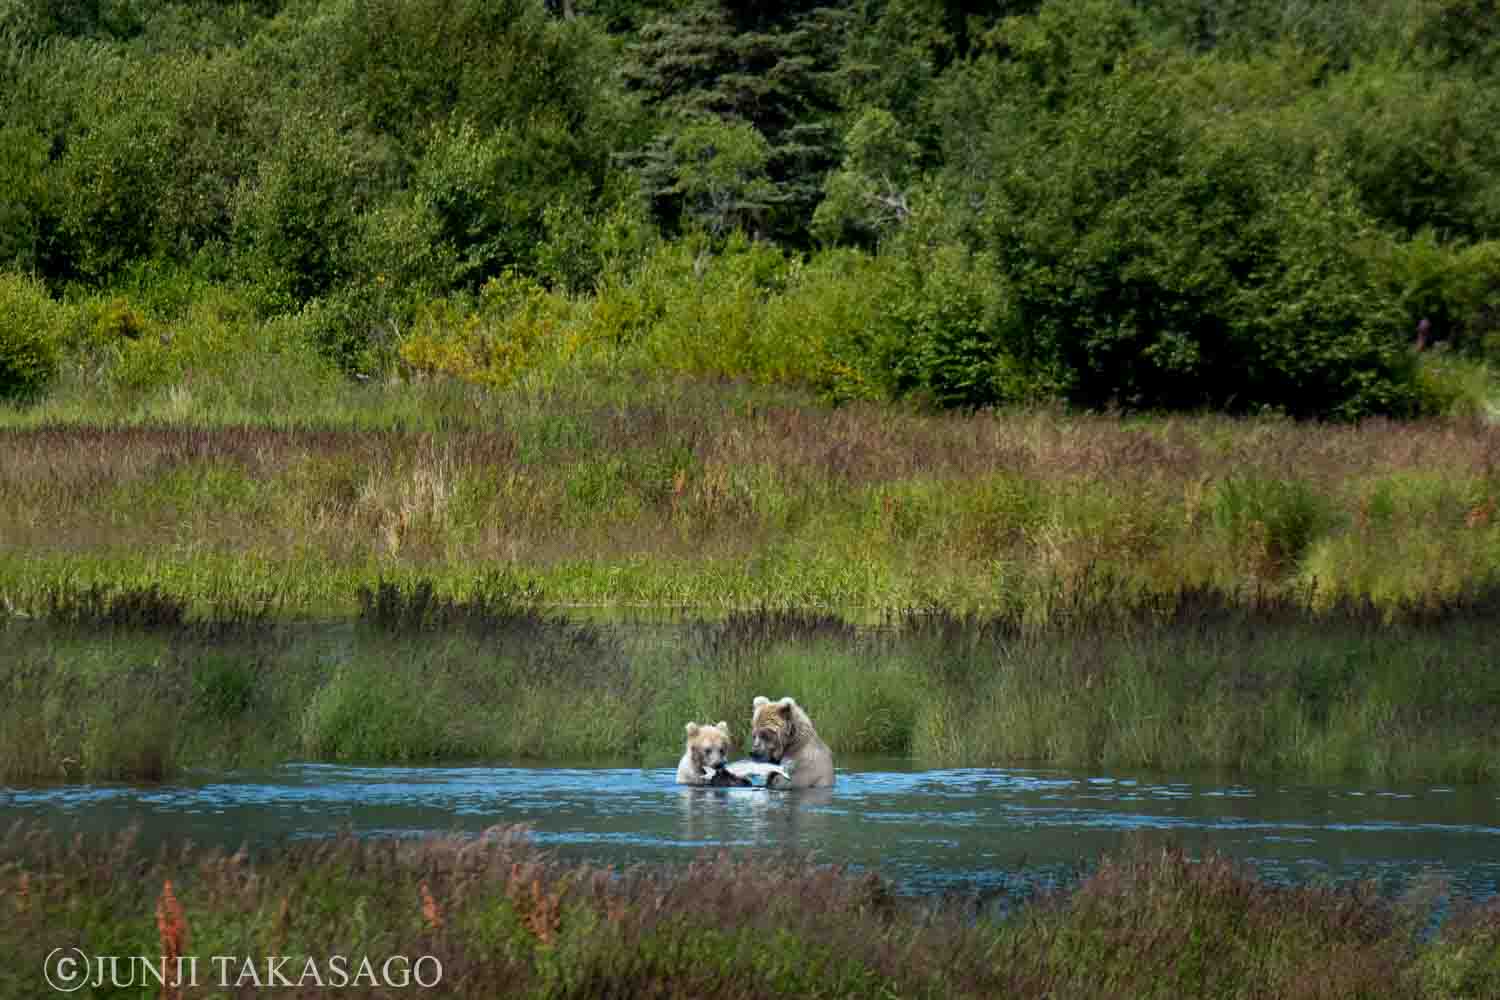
5 759 1499 903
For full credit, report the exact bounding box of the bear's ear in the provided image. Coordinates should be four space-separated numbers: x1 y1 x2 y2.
685 722 700 737
715 721 730 736
753 696 769 709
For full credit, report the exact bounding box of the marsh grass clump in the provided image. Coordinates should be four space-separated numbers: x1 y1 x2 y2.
0 824 1492 998
23 578 286 638
1211 475 1340 581
352 572 625 689
294 628 640 763
895 605 1019 643
40 581 188 630
909 600 1500 780
893 579 1500 779
356 571 551 636
1415 896 1500 997
695 605 861 656
1 640 193 783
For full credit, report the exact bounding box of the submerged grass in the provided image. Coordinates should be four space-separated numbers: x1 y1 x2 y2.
4 583 1499 785
1 823 1496 998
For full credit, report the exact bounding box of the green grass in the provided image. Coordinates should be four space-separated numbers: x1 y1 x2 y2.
3 389 1500 618
5 584 1499 784
2 824 1497 999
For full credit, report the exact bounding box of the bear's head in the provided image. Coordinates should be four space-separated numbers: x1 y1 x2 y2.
684 721 733 774
749 696 805 764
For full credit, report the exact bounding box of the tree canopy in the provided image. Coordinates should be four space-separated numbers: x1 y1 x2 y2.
2 0 1498 415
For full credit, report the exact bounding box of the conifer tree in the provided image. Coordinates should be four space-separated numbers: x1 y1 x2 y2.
624 0 850 243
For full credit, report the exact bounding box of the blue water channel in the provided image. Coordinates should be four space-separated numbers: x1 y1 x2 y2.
6 759 1498 904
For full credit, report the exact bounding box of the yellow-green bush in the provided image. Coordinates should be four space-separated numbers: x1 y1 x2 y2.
107 289 275 392
398 271 585 387
0 272 61 402
1413 354 1497 419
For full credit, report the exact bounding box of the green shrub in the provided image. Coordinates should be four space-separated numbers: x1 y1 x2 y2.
533 195 656 295
414 118 591 287
864 243 1067 408
1366 233 1500 366
764 249 892 403
230 109 396 307
1412 355 1496 419
1317 63 1500 241
1449 241 1500 360
1220 168 1420 420
625 236 809 383
334 0 613 150
812 108 923 249
43 56 174 283
0 124 48 274
397 271 583 387
915 12 1425 419
0 272 60 401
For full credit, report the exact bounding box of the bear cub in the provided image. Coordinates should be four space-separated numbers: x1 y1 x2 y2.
676 721 751 786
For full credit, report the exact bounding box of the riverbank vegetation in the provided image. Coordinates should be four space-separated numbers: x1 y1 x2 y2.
2 824 1497 998
5 585 1499 784
3 405 1500 616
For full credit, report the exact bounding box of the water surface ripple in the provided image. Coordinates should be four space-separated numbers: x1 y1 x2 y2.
5 761 1498 901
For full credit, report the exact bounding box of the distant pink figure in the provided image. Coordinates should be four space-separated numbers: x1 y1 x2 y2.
1414 317 1431 352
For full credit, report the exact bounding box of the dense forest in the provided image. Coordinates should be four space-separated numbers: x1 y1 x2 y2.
1 0 1498 418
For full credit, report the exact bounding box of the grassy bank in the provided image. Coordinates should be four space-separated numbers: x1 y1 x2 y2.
5 583 1499 785
2 823 1497 999
6 374 1500 787
3 389 1500 617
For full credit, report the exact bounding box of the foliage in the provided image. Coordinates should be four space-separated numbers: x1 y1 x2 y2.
397 271 582 387
623 0 848 243
335 0 615 152
913 7 1426 416
4 0 1500 410
0 272 60 401
231 109 397 306
852 244 1034 407
667 119 777 237
812 108 922 248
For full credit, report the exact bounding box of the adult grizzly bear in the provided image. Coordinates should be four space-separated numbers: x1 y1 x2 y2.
749 696 835 789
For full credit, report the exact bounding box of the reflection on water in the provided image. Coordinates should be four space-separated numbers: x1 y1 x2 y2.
4 760 1498 901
